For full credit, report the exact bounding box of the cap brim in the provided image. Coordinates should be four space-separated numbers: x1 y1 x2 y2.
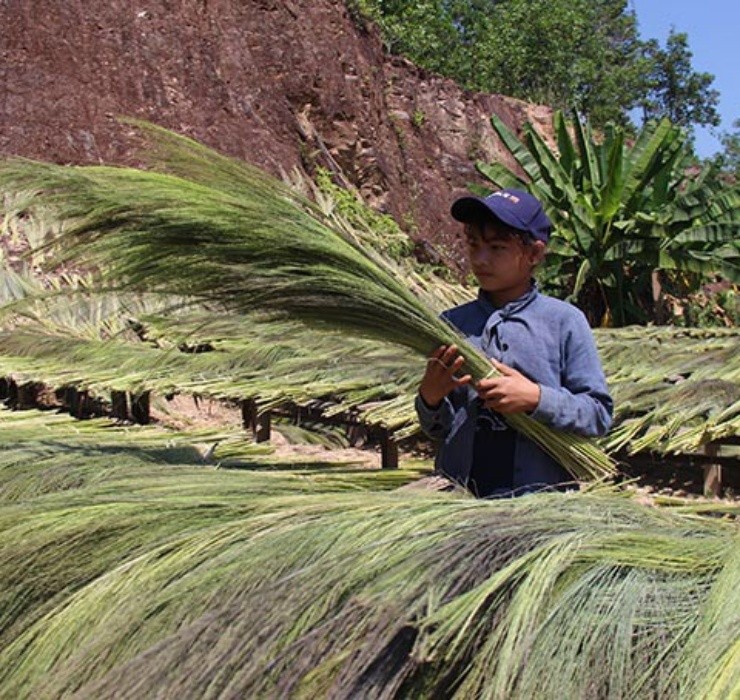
451 197 490 223
450 196 527 232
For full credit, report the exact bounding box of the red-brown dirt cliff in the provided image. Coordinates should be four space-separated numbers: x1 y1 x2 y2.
1 0 551 265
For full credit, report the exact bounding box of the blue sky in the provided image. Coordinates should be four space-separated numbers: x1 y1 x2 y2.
632 0 739 158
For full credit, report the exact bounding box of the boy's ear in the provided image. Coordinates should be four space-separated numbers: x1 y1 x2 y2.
529 240 547 265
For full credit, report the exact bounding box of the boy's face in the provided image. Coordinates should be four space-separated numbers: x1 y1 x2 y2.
464 219 546 302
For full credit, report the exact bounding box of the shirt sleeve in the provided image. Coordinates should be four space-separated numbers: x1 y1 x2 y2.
414 392 455 440
530 311 613 437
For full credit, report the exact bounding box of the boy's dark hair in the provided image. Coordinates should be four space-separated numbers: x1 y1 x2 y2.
463 219 537 247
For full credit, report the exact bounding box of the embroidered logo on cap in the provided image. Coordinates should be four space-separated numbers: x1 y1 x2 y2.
491 191 521 204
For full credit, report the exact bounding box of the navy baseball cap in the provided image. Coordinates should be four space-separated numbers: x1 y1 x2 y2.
451 188 552 242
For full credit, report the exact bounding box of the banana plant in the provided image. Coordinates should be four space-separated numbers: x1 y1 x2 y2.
478 110 740 326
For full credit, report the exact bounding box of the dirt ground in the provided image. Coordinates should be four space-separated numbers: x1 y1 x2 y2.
151 393 384 469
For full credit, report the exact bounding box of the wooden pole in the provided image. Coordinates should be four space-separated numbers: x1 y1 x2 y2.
242 399 271 443
16 382 41 410
347 424 368 448
5 380 18 407
130 391 150 425
255 411 271 443
241 398 258 433
379 427 398 470
61 386 76 414
111 391 129 421
702 442 722 497
72 390 87 418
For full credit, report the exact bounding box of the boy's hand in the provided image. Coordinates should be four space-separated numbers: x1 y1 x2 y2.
477 359 541 414
419 344 472 408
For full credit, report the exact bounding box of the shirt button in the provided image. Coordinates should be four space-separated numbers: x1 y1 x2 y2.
502 343 509 351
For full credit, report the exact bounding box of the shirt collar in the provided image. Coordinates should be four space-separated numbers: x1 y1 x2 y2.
476 280 539 318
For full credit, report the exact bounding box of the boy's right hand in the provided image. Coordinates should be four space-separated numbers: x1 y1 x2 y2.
419 344 472 409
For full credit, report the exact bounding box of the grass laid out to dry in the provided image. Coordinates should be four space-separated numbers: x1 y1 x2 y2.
598 326 740 454
1 278 738 449
0 121 615 481
1 261 737 456
0 408 738 700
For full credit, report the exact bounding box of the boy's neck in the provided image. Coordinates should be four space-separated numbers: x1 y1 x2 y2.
483 280 535 308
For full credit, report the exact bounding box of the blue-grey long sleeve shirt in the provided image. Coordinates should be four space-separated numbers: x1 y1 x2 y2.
415 285 613 491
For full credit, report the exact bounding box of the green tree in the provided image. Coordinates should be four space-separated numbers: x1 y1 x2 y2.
470 0 645 127
477 111 740 326
364 1 462 75
355 0 646 125
639 30 720 132
716 118 740 178
354 1 719 134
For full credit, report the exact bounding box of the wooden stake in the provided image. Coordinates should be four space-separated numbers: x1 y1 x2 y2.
111 391 129 421
379 427 398 470
242 399 271 443
255 410 271 443
16 382 40 410
702 442 722 497
130 391 150 425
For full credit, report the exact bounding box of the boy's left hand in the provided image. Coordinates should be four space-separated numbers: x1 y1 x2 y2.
476 359 541 414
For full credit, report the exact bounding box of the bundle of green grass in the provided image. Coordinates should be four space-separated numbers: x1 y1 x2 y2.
1 410 738 699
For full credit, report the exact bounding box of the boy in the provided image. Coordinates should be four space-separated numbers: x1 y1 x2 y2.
415 189 613 497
